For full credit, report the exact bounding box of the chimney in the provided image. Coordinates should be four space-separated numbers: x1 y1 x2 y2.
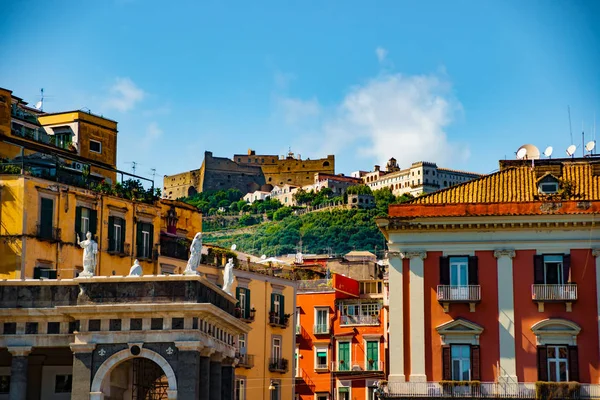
248 149 255 156
374 165 380 172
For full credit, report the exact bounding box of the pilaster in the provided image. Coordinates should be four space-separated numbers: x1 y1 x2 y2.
403 250 427 382
8 346 31 400
386 251 405 383
494 249 518 384
199 353 212 400
70 343 96 400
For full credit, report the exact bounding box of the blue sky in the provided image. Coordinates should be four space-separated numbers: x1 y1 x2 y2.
1 0 599 183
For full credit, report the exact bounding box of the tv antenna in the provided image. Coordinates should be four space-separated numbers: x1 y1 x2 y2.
125 161 138 175
149 168 157 184
34 88 44 111
566 144 576 157
585 140 595 155
543 146 553 158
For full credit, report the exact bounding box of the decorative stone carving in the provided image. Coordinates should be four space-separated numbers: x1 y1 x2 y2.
77 232 98 277
184 232 202 275
494 249 516 259
222 258 234 295
592 248 600 258
128 260 143 277
400 251 427 260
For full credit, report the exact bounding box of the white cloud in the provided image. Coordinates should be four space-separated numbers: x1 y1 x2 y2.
103 77 145 112
142 122 162 148
375 47 388 64
278 96 321 125
294 72 467 169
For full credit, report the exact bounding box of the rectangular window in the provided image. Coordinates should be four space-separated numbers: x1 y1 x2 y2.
338 387 350 400
272 337 281 360
39 197 54 239
54 375 72 393
451 345 471 381
75 206 97 240
270 293 285 325
295 307 300 334
270 382 280 400
316 394 329 400
47 322 60 334
108 216 126 253
315 308 329 333
89 140 102 153
0 375 9 394
544 255 564 285
338 341 350 371
450 256 469 286
136 221 154 259
340 302 381 325
235 378 245 400
366 341 379 370
238 333 247 353
236 287 251 319
547 345 569 382
315 348 328 369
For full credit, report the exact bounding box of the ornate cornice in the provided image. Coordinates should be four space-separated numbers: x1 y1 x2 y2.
175 341 204 352
593 248 600 258
384 217 597 232
200 348 215 357
401 251 427 260
494 249 516 259
70 343 96 354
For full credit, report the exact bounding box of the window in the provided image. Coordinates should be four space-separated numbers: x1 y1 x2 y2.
295 346 300 377
295 307 300 334
547 345 569 382
366 341 379 370
534 254 570 285
450 256 469 286
130 318 142 331
315 308 329 334
337 341 350 371
89 320 101 332
451 345 471 381
55 375 72 393
48 322 60 334
538 176 560 194
108 216 126 253
270 382 280 400
339 301 381 325
272 337 281 360
0 375 9 394
238 333 247 355
136 221 154 259
316 393 329 400
315 347 328 370
439 256 479 291
75 206 97 240
25 322 38 334
39 197 54 239
151 318 163 330
359 281 383 294
89 140 101 153
236 287 251 319
270 293 285 325
532 319 580 382
235 378 245 400
338 387 350 400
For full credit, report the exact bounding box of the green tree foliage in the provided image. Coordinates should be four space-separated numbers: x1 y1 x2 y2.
182 188 244 214
346 185 373 195
273 206 293 221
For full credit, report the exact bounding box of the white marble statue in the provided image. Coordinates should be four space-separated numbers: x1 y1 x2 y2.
184 232 202 275
77 232 98 277
128 260 143 277
222 258 235 295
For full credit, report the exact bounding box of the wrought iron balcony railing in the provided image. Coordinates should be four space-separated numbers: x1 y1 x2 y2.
531 284 578 301
36 224 61 242
313 324 329 334
237 354 254 368
437 285 481 302
340 315 379 326
268 358 288 373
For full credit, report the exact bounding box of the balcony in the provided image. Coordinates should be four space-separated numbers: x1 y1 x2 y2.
11 124 76 152
268 358 288 373
159 238 190 261
36 224 61 242
532 284 577 312
236 354 254 369
313 324 329 335
331 361 384 374
437 285 481 312
340 315 379 326
380 381 600 399
269 313 290 328
234 308 255 322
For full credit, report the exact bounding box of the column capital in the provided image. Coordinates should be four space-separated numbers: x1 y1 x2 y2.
386 251 402 258
222 356 236 366
7 346 32 357
200 348 216 357
70 343 96 354
210 352 226 362
401 251 427 260
592 248 600 258
494 249 516 259
175 341 205 352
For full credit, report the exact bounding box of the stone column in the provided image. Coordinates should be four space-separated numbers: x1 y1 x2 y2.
386 251 405 383
175 342 204 400
199 348 214 400
8 346 31 400
70 343 96 400
209 353 224 400
494 249 518 384
593 248 600 379
221 357 235 400
403 251 427 382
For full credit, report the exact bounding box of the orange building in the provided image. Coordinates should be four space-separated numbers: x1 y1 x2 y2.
377 157 600 399
296 274 387 400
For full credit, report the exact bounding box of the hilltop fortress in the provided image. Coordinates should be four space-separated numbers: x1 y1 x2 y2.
163 149 335 198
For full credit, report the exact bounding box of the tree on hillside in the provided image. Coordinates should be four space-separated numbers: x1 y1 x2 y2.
346 185 373 195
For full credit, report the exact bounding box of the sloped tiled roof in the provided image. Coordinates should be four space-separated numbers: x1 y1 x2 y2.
411 161 600 205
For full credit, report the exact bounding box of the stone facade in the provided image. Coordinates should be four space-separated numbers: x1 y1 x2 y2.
0 275 250 400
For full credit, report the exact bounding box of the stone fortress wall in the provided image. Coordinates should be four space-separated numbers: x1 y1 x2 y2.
163 149 335 199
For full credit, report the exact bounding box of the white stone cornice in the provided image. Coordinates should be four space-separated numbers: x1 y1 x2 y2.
7 346 32 357
494 249 516 259
401 251 427 260
70 343 97 353
593 248 600 258
174 341 205 352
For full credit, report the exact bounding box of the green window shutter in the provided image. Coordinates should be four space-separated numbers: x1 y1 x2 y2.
339 342 349 369
245 288 251 317
120 218 126 250
40 198 54 238
236 287 241 303
136 222 143 257
270 293 275 313
107 216 115 251
148 222 154 259
367 341 378 362
75 206 82 239
279 294 285 319
89 209 98 237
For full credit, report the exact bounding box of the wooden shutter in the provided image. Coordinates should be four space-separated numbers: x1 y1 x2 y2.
442 346 451 380
120 218 126 251
537 346 548 381
563 254 571 284
148 222 155 259
280 294 285 319
439 256 450 285
107 216 115 251
534 255 545 284
244 288 251 317
40 198 54 238
75 206 82 239
468 256 479 285
89 208 97 237
568 346 579 382
270 293 275 313
471 345 481 381
136 222 143 257
236 287 241 304
367 341 378 362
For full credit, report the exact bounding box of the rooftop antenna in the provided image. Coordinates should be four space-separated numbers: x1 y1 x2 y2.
543 146 553 158
582 121 585 158
34 88 44 111
585 140 595 155
125 161 138 175
149 168 157 185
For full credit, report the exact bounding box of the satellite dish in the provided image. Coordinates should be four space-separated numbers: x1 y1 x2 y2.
566 145 577 157
231 244 237 251
516 144 540 160
543 146 553 157
585 141 596 152
261 255 267 260
34 101 42 110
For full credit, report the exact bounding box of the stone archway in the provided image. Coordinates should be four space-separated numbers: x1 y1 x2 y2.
90 347 177 400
